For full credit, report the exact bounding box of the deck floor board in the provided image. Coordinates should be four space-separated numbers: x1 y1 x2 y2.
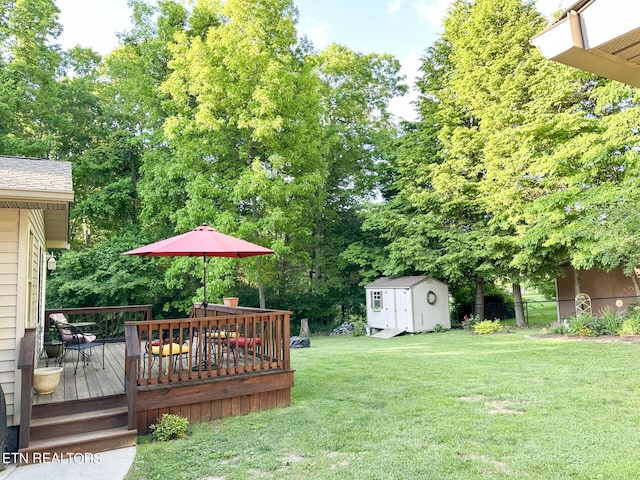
34 342 126 406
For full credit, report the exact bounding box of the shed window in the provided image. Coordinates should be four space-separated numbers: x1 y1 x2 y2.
371 291 382 310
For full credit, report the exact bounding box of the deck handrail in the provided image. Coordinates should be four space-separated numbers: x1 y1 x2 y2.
127 305 291 387
124 324 140 430
17 328 36 449
45 305 153 341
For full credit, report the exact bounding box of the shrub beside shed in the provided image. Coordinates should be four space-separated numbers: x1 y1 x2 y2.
365 276 450 334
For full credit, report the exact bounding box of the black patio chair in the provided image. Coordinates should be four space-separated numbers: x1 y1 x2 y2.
50 315 105 375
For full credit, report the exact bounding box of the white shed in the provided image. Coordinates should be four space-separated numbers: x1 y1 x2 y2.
365 276 450 334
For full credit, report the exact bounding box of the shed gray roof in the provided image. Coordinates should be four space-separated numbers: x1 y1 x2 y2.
365 276 429 289
0 156 73 195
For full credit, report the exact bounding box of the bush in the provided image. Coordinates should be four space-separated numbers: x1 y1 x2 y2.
350 315 367 337
619 317 640 336
599 306 623 336
461 314 480 332
473 319 502 335
566 316 607 337
548 320 568 335
433 323 445 333
150 414 189 442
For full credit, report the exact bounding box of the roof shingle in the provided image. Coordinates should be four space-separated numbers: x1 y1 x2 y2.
0 155 72 194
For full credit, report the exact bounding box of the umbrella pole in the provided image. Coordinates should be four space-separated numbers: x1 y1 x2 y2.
203 252 208 309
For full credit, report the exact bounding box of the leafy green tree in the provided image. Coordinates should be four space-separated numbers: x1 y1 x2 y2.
46 231 166 312
0 0 62 156
156 0 325 309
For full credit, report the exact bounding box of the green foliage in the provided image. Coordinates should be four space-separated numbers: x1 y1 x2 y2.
149 414 189 442
473 319 502 334
619 317 640 336
46 232 165 311
433 323 445 333
565 316 607 337
547 320 568 335
9 0 640 337
461 314 480 332
599 306 624 336
349 315 367 337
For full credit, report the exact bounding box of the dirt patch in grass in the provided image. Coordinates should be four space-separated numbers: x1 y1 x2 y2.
459 395 524 414
485 400 524 415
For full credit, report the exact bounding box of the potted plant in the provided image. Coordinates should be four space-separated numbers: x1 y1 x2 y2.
44 326 63 359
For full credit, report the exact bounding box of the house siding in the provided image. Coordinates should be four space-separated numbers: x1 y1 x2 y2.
0 209 47 427
0 209 20 426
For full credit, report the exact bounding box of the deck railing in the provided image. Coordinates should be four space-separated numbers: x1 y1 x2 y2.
45 305 153 341
126 304 291 387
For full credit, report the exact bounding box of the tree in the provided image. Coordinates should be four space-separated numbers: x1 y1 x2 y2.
158 0 325 309
0 0 62 157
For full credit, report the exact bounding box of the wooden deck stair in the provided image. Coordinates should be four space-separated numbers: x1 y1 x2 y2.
19 393 137 462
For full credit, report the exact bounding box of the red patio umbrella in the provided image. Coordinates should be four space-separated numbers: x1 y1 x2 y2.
122 224 274 307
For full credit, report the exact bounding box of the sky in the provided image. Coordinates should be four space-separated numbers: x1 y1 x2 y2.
55 0 575 121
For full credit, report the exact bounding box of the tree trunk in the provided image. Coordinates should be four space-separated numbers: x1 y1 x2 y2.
513 282 525 328
573 267 581 296
300 318 310 337
475 276 485 321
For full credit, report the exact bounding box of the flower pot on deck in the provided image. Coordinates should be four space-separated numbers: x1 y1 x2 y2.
33 367 63 395
44 341 63 359
223 297 239 307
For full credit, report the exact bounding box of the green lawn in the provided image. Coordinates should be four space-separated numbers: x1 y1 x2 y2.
126 331 640 479
497 294 557 328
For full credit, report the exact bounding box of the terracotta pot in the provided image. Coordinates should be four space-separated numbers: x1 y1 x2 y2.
223 297 239 307
33 367 63 394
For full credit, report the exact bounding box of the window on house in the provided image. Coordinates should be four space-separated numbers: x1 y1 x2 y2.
372 291 382 310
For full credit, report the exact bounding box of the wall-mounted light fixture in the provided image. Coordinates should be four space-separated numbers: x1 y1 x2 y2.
46 252 56 271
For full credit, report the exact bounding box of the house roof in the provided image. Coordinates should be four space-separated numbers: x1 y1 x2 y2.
365 276 430 289
0 156 74 248
530 0 640 88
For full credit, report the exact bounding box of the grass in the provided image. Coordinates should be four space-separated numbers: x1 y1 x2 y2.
497 294 557 328
126 330 640 479
522 294 557 327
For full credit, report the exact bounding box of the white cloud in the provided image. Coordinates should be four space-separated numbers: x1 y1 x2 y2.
297 17 330 51
387 0 403 14
412 0 451 26
388 51 423 122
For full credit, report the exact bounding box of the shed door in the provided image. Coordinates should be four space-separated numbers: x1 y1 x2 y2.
395 289 410 331
382 289 396 328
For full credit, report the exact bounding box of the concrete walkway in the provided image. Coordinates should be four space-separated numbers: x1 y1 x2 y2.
0 446 136 480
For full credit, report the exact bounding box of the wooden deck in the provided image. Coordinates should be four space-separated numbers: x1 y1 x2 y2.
34 342 125 405
20 304 293 447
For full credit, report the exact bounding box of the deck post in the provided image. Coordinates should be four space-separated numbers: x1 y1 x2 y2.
124 324 140 431
17 328 36 449
282 312 290 371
